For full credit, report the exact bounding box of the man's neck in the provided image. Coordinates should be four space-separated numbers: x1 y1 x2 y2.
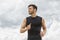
31 13 37 18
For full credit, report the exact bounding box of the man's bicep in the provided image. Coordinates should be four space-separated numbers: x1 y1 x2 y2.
21 18 26 28
41 18 46 29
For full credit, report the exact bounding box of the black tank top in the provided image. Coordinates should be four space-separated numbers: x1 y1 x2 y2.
26 15 42 37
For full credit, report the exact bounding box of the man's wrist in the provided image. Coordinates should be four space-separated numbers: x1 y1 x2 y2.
43 31 46 35
25 27 28 30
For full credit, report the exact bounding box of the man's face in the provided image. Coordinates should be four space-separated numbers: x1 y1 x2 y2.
28 6 34 15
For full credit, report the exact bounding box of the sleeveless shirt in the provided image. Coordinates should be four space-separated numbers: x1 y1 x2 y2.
26 15 42 40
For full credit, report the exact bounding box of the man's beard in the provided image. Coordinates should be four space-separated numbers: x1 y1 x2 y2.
29 13 32 15
29 12 34 15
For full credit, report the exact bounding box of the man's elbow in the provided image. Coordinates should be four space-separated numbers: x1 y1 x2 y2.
44 28 47 31
43 27 47 32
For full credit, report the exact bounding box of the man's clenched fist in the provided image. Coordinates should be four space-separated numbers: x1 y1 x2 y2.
25 23 31 30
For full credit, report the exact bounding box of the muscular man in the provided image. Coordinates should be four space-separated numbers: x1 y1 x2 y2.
20 4 47 40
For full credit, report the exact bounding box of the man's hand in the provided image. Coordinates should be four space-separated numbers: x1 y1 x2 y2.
25 23 31 30
40 31 45 37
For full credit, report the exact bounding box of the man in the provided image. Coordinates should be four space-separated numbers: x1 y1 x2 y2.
20 4 47 40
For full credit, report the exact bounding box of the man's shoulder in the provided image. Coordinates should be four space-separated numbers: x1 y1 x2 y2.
37 15 42 19
26 16 31 19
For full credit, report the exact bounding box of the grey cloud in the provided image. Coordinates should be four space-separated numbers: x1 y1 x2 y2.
0 0 60 29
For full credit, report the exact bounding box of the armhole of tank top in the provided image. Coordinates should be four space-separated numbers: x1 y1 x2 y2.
26 16 32 27
26 17 27 27
37 16 42 26
39 16 42 26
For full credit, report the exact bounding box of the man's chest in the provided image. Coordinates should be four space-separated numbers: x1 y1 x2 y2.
27 18 41 26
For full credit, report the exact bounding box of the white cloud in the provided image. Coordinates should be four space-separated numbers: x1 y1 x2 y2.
43 19 60 40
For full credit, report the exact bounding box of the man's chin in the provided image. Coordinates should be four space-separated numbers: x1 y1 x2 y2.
29 13 32 15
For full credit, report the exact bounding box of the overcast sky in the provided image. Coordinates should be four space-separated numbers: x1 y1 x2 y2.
0 0 60 28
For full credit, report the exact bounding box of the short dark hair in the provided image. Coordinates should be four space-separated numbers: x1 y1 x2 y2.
28 4 37 11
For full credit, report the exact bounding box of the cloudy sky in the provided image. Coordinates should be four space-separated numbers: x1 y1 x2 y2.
0 0 60 40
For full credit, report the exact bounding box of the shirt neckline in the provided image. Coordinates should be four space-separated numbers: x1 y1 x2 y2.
30 15 38 19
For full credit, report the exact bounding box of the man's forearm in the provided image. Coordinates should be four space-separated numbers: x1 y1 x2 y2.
20 27 28 33
43 28 46 35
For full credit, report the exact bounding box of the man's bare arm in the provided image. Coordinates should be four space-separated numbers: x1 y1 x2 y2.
20 18 27 33
40 18 47 37
20 18 31 33
42 18 46 34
